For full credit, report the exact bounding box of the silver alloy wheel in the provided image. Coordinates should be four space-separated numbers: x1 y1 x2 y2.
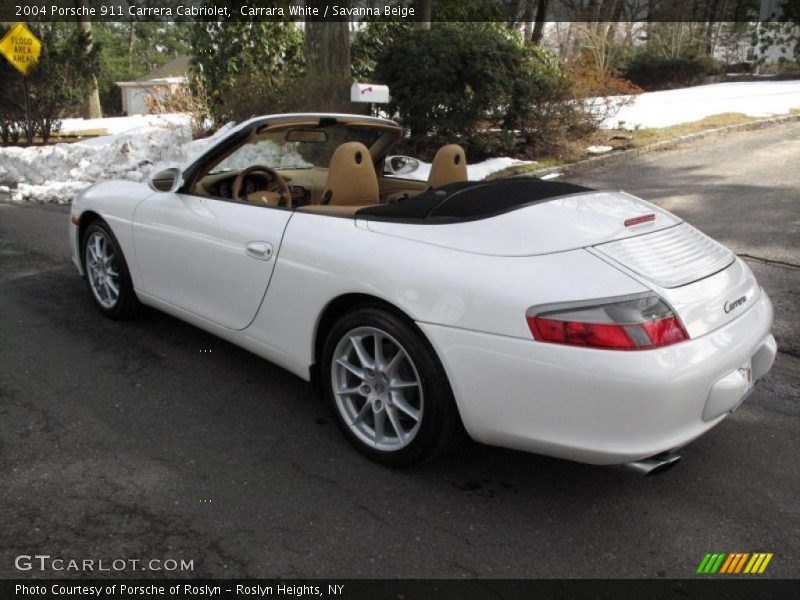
85 230 120 309
331 326 424 451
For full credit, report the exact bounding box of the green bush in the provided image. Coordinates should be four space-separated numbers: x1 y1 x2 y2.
375 23 562 159
190 22 304 126
351 20 412 83
623 51 718 91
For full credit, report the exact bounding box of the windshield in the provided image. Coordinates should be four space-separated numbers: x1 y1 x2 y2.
210 125 384 173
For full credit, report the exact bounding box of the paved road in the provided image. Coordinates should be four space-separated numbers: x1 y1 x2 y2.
1 124 798 580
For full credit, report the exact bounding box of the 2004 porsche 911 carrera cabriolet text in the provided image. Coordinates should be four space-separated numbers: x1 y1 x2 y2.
69 113 777 472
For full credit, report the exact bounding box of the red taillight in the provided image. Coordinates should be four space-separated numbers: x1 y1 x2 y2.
526 294 689 351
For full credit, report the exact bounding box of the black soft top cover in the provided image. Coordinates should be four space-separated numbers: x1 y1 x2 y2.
357 178 593 224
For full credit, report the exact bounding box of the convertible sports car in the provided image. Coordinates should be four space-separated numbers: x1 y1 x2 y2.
69 113 776 473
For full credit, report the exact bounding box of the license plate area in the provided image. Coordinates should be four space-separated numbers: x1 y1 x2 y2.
732 359 754 410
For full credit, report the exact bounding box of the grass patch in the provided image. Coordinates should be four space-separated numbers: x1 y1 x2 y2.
490 112 790 179
628 112 757 146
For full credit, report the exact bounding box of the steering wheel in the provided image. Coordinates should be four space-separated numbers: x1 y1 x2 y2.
231 165 292 208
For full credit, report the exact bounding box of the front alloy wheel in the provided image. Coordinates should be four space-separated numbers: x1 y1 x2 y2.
85 229 121 309
82 220 140 319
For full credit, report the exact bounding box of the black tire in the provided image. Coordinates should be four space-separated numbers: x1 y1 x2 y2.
321 305 463 467
81 220 140 320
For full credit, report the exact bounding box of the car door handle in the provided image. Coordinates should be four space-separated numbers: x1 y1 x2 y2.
245 241 273 261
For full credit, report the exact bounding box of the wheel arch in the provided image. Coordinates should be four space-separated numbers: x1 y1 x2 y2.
75 210 103 270
310 293 447 397
311 291 468 461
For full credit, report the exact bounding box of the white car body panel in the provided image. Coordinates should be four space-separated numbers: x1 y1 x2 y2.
421 293 774 464
132 192 292 330
68 114 777 466
245 211 650 376
366 191 680 256
69 180 152 282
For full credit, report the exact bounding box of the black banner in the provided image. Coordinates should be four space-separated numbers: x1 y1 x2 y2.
0 0 793 23
2 579 800 600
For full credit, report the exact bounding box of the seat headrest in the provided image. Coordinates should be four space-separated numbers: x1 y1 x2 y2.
428 144 468 189
322 142 380 207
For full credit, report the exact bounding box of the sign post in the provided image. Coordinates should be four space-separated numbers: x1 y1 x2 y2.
0 23 43 146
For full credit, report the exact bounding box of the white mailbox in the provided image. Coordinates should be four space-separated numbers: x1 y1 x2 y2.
351 83 390 104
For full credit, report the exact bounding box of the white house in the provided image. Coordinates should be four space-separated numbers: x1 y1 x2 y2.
116 56 190 115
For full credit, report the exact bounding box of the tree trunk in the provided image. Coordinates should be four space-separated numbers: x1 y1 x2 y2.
704 0 724 55
304 6 352 111
127 20 135 75
522 0 534 44
531 0 550 45
415 0 432 30
76 0 101 118
507 0 523 30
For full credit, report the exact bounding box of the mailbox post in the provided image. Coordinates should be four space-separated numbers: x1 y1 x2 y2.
351 83 390 116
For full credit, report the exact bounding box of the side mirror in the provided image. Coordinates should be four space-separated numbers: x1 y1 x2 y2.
384 155 421 176
147 167 183 193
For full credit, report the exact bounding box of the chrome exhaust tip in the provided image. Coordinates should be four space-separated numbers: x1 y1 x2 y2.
622 452 682 476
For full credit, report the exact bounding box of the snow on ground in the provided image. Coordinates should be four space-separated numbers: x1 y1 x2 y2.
59 113 191 135
604 80 800 130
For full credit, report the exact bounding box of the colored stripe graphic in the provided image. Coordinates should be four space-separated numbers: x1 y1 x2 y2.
735 553 750 573
701 553 774 574
758 553 773 573
697 553 727 573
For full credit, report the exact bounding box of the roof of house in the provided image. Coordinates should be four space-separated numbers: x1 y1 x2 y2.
136 55 190 82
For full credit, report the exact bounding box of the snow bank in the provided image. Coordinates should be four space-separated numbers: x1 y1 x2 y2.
603 80 800 130
0 118 234 204
59 113 191 135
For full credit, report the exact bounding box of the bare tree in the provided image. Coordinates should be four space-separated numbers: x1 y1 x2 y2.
75 0 102 118
304 3 352 111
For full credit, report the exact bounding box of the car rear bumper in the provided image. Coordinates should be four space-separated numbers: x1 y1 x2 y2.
419 291 776 465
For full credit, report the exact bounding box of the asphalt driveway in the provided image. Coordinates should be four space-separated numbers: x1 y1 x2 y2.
0 123 798 579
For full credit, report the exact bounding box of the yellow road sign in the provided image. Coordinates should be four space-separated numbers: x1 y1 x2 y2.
0 23 42 76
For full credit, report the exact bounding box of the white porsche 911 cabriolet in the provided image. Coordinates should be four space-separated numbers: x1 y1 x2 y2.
69 113 776 473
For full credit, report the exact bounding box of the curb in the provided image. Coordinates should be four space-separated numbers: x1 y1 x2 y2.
528 113 800 179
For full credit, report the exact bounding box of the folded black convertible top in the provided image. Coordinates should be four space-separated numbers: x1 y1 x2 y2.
357 178 593 224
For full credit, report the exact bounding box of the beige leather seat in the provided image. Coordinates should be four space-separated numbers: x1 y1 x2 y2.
427 144 467 189
322 142 380 207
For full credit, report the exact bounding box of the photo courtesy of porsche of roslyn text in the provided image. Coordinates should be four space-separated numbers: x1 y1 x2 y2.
0 1 799 598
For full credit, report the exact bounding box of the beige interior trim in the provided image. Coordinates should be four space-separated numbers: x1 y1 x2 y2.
323 142 380 206
428 144 468 189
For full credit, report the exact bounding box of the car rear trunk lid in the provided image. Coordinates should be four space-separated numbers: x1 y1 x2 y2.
592 223 735 288
590 224 759 337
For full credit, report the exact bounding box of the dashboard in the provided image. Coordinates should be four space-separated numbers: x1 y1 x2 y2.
203 173 311 207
